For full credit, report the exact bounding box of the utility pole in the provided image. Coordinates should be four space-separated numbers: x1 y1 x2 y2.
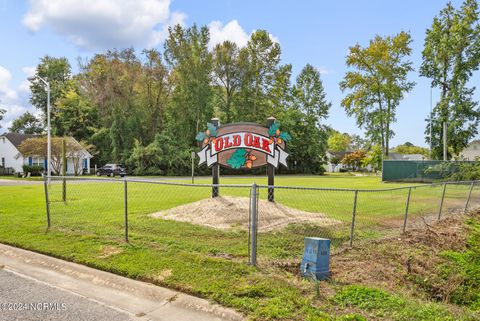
443 121 447 161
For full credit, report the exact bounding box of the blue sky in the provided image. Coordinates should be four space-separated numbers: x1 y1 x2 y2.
0 0 474 147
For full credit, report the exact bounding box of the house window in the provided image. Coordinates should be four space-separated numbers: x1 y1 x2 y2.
1 137 5 143
1 157 5 167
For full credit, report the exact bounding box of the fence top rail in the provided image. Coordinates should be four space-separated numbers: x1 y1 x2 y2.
48 176 253 188
259 180 478 192
47 176 479 192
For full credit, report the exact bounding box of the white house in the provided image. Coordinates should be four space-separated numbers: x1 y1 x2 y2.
325 150 351 172
0 133 92 175
458 140 480 160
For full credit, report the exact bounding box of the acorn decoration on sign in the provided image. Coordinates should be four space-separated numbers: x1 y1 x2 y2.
268 121 291 145
196 122 218 144
227 148 258 169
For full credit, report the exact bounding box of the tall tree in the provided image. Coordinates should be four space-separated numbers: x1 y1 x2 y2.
340 31 415 156
327 132 351 152
282 64 331 173
236 30 282 122
164 24 213 145
54 85 98 141
9 112 44 134
421 0 480 159
212 41 241 123
29 56 72 134
140 49 169 140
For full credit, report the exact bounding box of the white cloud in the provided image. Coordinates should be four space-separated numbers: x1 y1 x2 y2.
17 67 35 95
22 0 186 50
208 20 249 49
208 20 279 49
0 66 35 132
318 67 331 75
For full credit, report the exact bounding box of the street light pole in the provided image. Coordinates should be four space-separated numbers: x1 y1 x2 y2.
28 76 51 183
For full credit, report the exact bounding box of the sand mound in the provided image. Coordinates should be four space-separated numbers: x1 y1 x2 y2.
149 196 341 232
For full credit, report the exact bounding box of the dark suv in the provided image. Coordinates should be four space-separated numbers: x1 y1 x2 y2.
96 164 126 177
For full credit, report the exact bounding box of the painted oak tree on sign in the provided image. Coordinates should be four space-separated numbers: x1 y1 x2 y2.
339 31 415 157
421 0 480 160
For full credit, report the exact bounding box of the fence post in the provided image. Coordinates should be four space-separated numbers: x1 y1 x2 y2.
250 183 258 266
403 187 412 233
124 178 129 242
43 174 51 228
464 181 475 213
62 138 67 202
349 190 358 247
438 183 447 220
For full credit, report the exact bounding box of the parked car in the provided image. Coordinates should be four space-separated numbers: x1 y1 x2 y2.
96 164 126 177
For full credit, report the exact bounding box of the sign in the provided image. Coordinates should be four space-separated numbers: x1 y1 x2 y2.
196 122 291 169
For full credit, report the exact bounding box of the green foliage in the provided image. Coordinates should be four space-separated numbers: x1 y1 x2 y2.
54 86 98 140
333 285 458 320
27 26 330 174
340 31 415 155
29 56 73 134
127 131 191 175
425 161 480 181
421 0 480 159
212 41 241 123
9 111 44 134
441 218 480 310
328 132 351 152
392 143 430 157
227 148 247 169
362 145 383 171
21 165 44 176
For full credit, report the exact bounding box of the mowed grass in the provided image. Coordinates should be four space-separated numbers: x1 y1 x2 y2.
0 174 478 320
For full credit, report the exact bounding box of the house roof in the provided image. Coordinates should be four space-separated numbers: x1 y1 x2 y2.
1 133 40 149
1 133 92 158
326 150 352 159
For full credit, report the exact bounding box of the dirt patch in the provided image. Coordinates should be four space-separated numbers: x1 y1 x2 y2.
149 196 341 232
330 211 476 302
151 269 173 282
98 245 123 258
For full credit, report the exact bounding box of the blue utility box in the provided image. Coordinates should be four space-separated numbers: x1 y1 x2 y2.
300 237 330 280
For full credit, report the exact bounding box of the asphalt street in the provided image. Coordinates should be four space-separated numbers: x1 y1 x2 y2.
0 269 135 321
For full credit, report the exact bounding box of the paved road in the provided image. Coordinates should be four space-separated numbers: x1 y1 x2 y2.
0 244 243 321
0 269 134 321
0 179 42 186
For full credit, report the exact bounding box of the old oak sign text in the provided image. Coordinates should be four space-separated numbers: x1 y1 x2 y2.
196 117 291 202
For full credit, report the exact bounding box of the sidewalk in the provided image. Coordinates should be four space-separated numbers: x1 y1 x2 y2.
0 243 244 321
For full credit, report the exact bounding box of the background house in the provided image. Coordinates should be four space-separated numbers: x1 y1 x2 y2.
325 150 351 172
0 133 92 175
458 140 480 160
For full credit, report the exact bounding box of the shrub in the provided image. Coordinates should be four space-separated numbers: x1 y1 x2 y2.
22 165 44 176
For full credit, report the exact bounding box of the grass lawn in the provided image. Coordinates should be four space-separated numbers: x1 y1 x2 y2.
0 174 478 320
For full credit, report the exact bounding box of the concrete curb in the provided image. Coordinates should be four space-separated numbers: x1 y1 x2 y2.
0 243 244 321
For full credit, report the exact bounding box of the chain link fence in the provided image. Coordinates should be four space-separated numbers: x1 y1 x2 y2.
44 176 480 267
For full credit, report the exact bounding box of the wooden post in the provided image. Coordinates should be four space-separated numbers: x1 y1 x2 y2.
211 118 220 198
267 116 276 202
